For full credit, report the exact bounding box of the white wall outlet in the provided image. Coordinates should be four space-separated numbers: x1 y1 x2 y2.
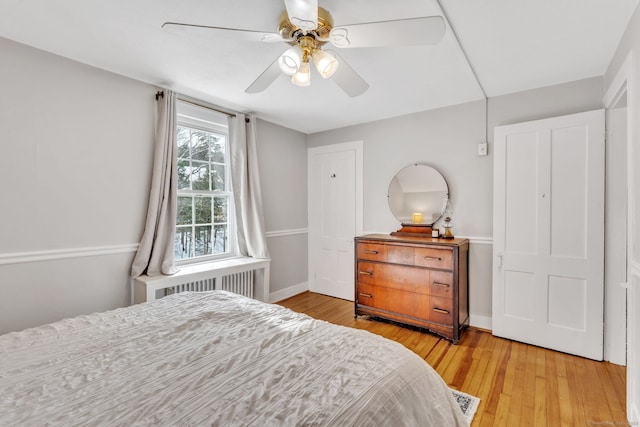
478 142 488 156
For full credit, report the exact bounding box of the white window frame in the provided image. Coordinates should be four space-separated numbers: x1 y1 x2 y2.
175 100 237 265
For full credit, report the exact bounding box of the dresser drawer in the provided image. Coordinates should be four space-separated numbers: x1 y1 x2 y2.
357 283 430 319
356 282 379 306
357 261 430 294
385 245 414 265
430 296 454 325
357 242 387 262
430 270 454 298
414 247 453 270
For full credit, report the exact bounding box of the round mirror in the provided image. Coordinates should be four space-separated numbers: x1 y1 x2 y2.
388 164 449 226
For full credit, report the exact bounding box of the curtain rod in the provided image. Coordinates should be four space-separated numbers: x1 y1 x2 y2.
155 91 249 122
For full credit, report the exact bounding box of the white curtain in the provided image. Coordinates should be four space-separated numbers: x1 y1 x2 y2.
130 90 178 277
229 114 270 259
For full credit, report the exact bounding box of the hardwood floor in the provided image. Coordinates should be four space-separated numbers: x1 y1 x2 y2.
278 291 628 426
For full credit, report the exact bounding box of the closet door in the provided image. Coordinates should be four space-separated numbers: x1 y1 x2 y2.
492 110 605 360
308 141 363 301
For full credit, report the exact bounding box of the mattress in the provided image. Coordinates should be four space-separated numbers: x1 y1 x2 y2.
0 290 467 426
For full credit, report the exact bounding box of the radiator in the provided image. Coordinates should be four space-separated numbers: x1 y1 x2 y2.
221 270 254 298
133 257 270 304
164 271 254 299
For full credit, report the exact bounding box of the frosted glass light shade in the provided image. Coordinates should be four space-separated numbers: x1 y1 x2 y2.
312 49 339 78
278 46 302 75
291 62 311 86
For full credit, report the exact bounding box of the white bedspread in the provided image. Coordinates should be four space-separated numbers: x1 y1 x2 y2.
0 291 467 426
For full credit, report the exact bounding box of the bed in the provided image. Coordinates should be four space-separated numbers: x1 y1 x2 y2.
0 291 467 426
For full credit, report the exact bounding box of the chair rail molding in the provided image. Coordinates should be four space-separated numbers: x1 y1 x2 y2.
265 228 308 238
457 236 493 245
363 231 492 246
0 244 139 266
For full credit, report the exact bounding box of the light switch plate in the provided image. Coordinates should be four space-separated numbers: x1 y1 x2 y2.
478 142 488 156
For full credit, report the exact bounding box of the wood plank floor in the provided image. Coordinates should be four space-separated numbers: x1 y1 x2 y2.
277 291 628 426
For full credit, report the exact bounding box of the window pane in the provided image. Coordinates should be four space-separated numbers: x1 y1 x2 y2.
194 225 213 257
177 196 193 225
191 162 210 190
214 196 228 223
191 131 210 162
177 127 191 159
175 226 193 259
213 225 228 253
211 164 226 191
210 137 225 163
175 110 231 262
194 196 212 224
177 159 191 190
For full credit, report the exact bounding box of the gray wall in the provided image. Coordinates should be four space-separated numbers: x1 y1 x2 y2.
255 119 309 301
0 37 156 333
0 37 308 333
307 76 604 328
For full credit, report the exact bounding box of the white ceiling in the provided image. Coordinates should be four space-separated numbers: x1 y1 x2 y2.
0 0 637 134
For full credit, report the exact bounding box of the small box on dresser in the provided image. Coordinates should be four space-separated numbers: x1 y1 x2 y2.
354 234 469 343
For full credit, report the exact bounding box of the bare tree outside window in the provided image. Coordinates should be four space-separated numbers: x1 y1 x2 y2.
174 125 231 260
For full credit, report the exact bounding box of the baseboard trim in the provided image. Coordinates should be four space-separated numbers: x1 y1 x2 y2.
467 325 492 334
630 402 639 424
469 314 492 331
270 282 309 303
0 244 139 266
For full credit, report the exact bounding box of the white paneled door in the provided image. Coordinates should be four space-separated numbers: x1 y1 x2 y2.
493 110 605 360
308 141 363 301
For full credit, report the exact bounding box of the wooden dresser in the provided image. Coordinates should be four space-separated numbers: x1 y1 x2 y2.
354 234 469 343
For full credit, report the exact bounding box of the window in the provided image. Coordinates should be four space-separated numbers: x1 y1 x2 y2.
174 101 235 262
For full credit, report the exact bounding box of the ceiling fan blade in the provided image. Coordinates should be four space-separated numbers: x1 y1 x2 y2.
245 56 282 94
326 51 369 97
284 0 318 32
162 22 290 43
329 16 445 48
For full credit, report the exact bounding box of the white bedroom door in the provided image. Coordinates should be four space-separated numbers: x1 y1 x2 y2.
308 141 363 301
492 109 605 360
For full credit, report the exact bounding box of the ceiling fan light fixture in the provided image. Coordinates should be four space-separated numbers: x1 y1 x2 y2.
291 61 311 86
312 49 339 79
278 46 302 75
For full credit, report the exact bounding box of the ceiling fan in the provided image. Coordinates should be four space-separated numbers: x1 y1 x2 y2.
163 0 446 97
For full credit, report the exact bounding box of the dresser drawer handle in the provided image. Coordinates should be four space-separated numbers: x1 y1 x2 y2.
364 250 379 255
433 282 450 288
359 292 373 298
423 255 443 261
359 270 373 276
433 308 450 314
